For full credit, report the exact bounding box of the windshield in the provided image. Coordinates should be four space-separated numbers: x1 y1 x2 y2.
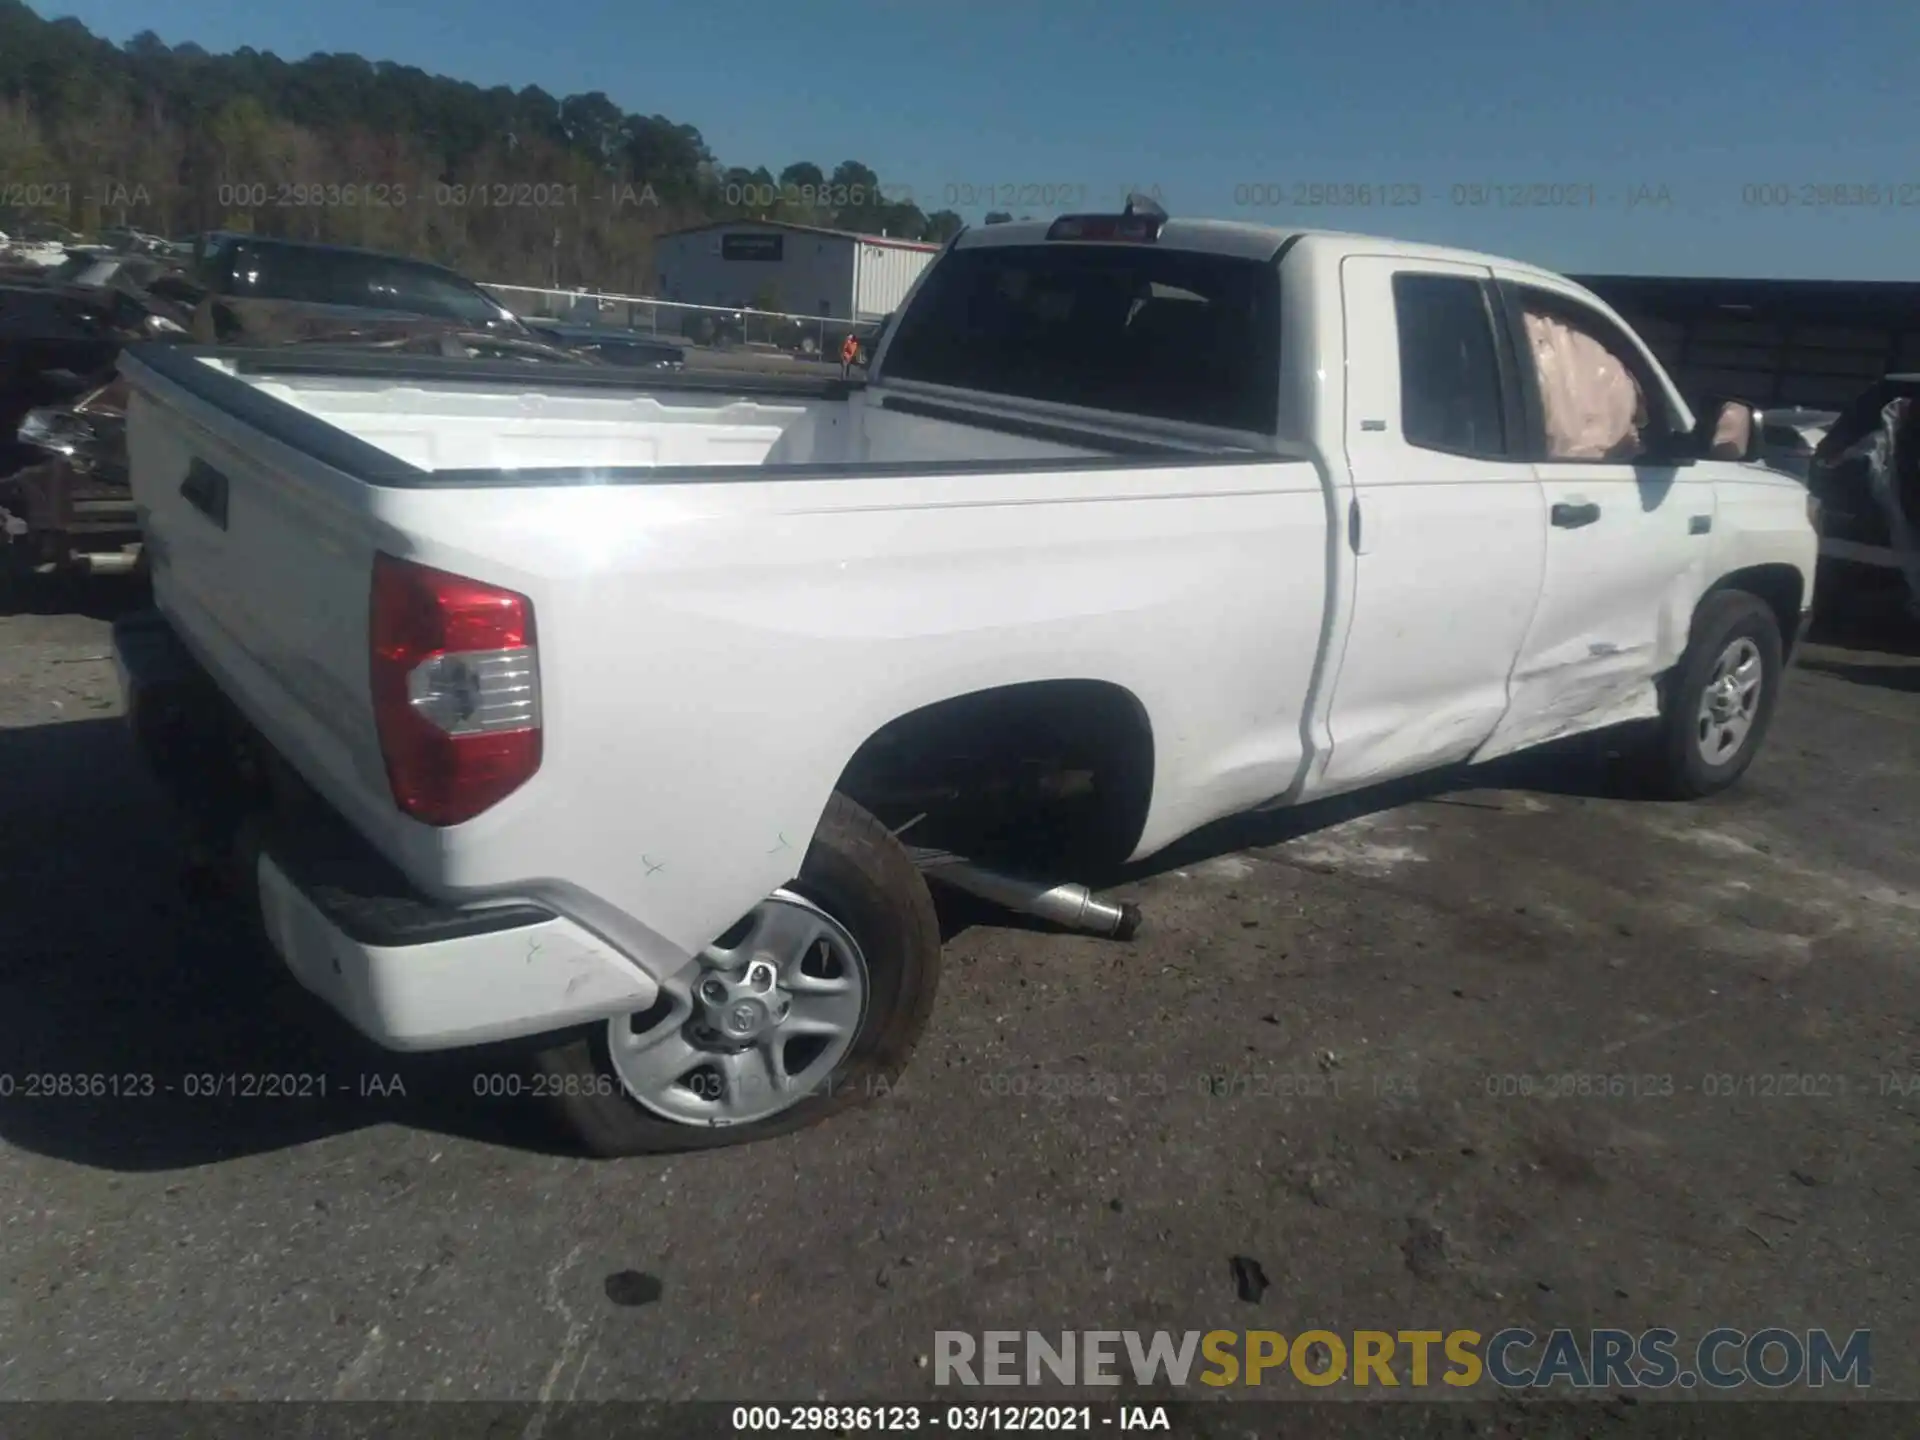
878 243 1281 432
49 254 100 282
51 256 120 287
220 242 514 326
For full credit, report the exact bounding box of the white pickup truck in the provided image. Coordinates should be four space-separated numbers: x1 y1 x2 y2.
113 202 1817 1154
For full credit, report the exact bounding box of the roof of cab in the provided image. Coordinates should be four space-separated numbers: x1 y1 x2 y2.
954 216 1303 262
201 230 477 278
951 216 1582 291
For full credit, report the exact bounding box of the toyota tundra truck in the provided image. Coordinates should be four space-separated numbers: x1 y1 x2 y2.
111 200 1818 1155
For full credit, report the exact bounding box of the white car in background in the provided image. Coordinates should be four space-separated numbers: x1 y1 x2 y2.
1756 407 1839 482
2 239 72 270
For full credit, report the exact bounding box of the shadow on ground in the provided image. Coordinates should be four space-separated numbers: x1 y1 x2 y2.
1112 730 1644 885
0 717 581 1172
0 700 1693 1170
1797 657 1920 694
0 569 149 622
1806 586 1920 657
927 730 1648 946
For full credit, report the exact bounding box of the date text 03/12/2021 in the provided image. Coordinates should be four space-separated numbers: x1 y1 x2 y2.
1229 182 1674 209
206 180 663 210
0 1071 406 1100
730 1405 1171 1432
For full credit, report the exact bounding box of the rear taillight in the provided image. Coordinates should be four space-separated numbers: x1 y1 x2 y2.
369 552 541 827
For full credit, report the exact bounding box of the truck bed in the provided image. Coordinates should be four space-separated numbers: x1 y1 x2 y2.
127 346 1256 480
118 343 1326 991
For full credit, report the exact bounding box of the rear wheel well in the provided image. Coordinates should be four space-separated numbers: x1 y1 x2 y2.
833 680 1155 876
1706 564 1804 658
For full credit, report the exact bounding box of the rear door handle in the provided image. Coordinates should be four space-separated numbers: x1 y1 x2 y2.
1551 501 1601 529
179 459 228 530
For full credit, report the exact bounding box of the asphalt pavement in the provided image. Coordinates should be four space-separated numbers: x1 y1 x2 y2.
0 580 1914 1412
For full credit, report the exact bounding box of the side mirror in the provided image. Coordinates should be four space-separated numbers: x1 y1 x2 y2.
1708 399 1759 461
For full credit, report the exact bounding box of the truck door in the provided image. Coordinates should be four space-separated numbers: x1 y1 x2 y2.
1471 280 1717 763
1311 256 1547 796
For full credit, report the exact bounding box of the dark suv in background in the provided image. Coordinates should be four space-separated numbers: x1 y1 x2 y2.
191 234 524 342
187 234 683 367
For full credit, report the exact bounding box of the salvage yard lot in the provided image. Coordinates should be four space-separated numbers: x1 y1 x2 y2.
0 585 1915 1403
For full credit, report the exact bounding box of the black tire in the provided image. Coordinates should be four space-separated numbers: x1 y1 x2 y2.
1638 589 1784 800
534 792 941 1156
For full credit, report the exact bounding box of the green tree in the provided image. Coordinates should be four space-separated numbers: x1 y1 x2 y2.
0 0 933 293
778 160 823 192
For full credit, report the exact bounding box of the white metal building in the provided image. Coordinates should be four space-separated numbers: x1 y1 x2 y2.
651 220 941 322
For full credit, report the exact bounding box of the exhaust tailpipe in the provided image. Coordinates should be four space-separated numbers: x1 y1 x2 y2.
79 551 141 575
908 848 1141 940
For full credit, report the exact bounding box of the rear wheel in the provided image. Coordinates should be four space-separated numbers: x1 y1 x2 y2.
1638 589 1784 799
535 793 941 1155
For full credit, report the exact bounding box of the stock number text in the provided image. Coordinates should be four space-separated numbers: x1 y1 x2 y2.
1235 182 1422 208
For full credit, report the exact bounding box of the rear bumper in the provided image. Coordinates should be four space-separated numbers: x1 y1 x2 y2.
113 608 659 1052
255 851 657 1052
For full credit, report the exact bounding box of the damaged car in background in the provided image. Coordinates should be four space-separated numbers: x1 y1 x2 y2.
2 316 598 587
1799 375 1920 621
190 233 686 370
1 259 200 582
0 241 649 587
3 376 139 581
513 318 687 369
0 256 196 439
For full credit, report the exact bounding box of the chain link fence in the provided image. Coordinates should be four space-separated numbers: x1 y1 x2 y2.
481 283 885 359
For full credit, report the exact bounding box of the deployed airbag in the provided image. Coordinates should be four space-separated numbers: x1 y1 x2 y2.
1524 310 1645 461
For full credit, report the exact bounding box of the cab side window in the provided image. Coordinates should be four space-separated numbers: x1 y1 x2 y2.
1392 273 1507 458
1517 293 1667 462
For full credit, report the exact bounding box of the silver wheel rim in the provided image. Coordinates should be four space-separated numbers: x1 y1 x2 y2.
1695 636 1764 766
607 888 869 1127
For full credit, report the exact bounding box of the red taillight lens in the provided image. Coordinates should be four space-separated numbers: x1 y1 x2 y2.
369 552 541 827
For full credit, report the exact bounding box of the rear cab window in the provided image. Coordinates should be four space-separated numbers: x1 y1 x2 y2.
1392 272 1509 458
881 243 1282 434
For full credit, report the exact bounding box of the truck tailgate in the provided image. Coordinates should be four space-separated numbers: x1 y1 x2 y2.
128 376 402 859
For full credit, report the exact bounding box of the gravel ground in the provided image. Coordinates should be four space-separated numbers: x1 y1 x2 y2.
0 580 1915 1424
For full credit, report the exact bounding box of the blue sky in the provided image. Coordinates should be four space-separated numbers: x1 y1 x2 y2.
35 0 1920 279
